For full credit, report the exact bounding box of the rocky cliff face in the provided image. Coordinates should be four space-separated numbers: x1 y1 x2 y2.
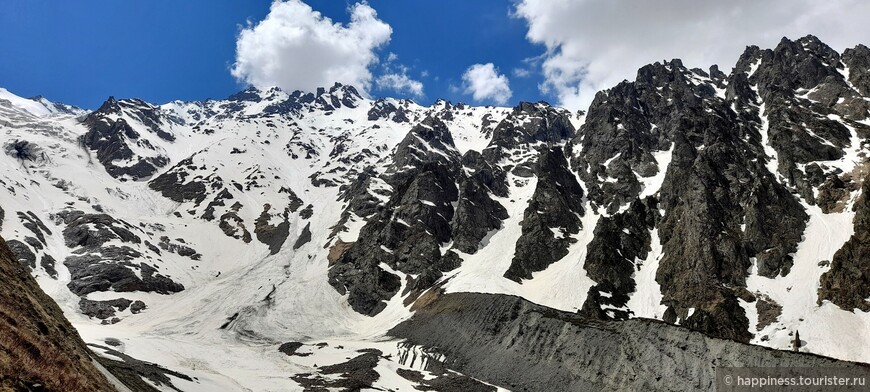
564 35 869 342
0 234 115 391
504 147 585 282
819 177 870 311
81 97 172 181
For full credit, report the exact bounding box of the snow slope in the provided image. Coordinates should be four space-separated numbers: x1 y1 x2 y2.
0 77 868 391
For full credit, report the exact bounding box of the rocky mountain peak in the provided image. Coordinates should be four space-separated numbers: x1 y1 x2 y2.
227 86 267 102
326 82 363 106
387 115 460 179
488 101 575 152
94 95 122 115
842 43 870 95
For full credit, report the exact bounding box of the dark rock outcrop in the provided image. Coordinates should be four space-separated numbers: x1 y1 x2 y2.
254 204 291 255
6 239 36 270
5 140 47 163
843 44 870 96
819 177 870 311
258 83 362 117
329 163 459 315
90 343 192 392
569 48 815 341
755 295 782 331
50 209 185 298
483 102 575 162
291 349 381 391
747 36 870 199
82 97 170 180
57 210 141 249
581 197 659 319
329 117 464 315
66 253 183 296
157 236 201 260
367 99 410 123
79 298 146 320
504 148 585 282
293 223 312 250
450 151 508 254
148 157 210 206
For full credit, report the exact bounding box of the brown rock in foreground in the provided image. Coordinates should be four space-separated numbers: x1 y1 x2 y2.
0 235 115 391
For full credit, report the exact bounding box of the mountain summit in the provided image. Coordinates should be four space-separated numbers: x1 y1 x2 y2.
0 35 869 391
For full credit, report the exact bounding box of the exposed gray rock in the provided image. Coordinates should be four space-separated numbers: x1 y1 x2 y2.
819 177 870 311
79 298 134 320
504 148 585 282
254 204 291 255
329 163 459 315
293 223 312 250
299 204 314 219
483 102 575 162
157 236 201 260
48 208 186 299
81 97 169 180
5 140 47 163
390 292 870 392
367 99 410 123
291 349 381 391
56 210 141 249
396 368 496 392
18 211 51 245
278 342 305 356
842 44 870 96
90 343 192 392
748 36 870 199
385 116 460 182
6 239 35 269
148 157 210 205
816 173 858 213
40 254 57 278
65 249 184 296
581 197 659 319
330 116 464 315
450 151 508 254
755 295 782 331
219 206 252 244
570 50 810 341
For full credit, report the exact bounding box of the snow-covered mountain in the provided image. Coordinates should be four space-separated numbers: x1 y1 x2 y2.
1 35 870 391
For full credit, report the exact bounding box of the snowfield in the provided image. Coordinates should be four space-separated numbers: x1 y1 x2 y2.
1 79 869 391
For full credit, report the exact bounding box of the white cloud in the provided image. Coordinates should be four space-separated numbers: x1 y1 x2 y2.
376 73 424 97
375 52 425 97
462 63 513 105
514 0 870 110
513 68 531 78
231 0 391 94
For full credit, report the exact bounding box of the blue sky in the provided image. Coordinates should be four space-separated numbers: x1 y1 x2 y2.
2 1 868 110
0 0 545 109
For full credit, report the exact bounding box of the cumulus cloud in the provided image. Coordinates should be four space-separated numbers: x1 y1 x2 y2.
231 0 391 94
376 73 424 97
514 0 870 110
462 63 513 105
